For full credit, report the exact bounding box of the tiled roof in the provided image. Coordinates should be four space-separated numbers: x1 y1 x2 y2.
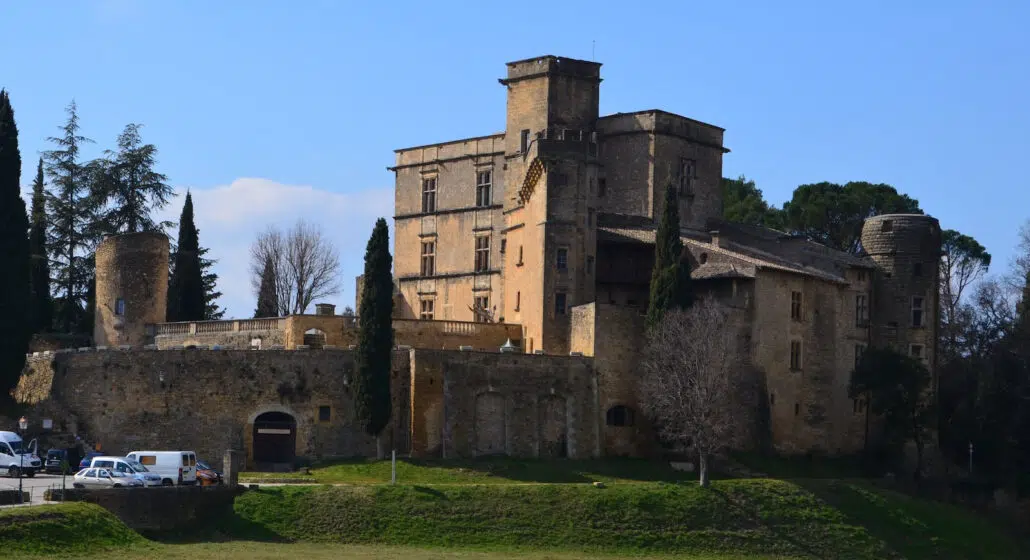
692 262 756 280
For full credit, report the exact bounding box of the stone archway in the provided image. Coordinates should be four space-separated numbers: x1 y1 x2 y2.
303 328 327 349
252 411 297 466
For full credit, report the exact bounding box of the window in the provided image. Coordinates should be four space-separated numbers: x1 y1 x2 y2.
115 298 125 316
318 406 331 423
476 170 492 206
700 252 709 264
515 291 520 311
769 393 776 406
550 173 568 187
606 405 635 427
250 338 262 350
857 269 867 282
790 291 802 320
586 256 594 275
911 296 924 327
855 294 869 326
587 208 594 227
520 129 530 153
913 262 922 277
474 296 489 322
556 248 568 270
421 177 437 213
517 245 523 266
475 236 491 272
138 455 157 466
555 292 567 316
420 242 435 276
795 403 801 416
500 239 506 254
598 177 607 197
854 344 866 370
790 340 802 370
910 344 924 360
853 399 866 414
881 219 893 232
679 158 696 194
420 299 435 320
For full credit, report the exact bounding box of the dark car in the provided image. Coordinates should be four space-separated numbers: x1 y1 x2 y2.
78 451 103 470
46 448 84 475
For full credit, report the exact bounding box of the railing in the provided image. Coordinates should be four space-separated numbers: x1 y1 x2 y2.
440 321 479 336
153 318 286 336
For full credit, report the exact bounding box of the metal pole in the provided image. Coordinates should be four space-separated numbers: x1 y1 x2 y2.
391 449 396 485
18 429 23 504
968 442 973 474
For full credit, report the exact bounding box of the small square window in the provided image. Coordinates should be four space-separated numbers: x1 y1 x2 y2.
318 406 331 422
420 299 435 320
881 220 893 232
910 344 924 360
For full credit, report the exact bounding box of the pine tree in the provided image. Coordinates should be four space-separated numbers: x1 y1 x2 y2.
254 256 278 318
646 183 694 330
0 89 31 401
29 157 53 333
92 123 173 235
43 100 95 333
166 192 205 322
354 218 394 457
199 244 225 320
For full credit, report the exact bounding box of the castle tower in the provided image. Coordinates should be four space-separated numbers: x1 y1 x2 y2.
94 231 170 348
500 56 602 354
860 214 942 388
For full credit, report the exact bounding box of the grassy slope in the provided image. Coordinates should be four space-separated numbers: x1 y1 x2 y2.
229 480 893 558
240 457 693 485
0 502 144 556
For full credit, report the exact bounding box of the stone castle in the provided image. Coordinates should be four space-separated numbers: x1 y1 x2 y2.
15 55 941 468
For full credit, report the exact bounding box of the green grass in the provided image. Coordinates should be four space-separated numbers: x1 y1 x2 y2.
0 502 144 556
240 457 696 485
226 480 893 558
55 542 793 559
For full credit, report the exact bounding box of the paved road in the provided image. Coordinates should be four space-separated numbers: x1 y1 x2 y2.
0 472 75 505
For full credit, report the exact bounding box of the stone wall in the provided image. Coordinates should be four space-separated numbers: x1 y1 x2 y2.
409 348 599 459
17 349 412 467
45 486 240 534
94 232 169 348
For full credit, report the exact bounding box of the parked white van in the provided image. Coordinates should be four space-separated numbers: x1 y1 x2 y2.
88 456 163 487
125 451 198 485
0 431 41 478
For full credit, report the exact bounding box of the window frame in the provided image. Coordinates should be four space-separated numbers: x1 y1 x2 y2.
420 241 436 277
911 296 925 327
855 293 869 326
790 291 803 321
419 299 435 320
474 236 491 272
555 292 567 316
476 169 492 207
790 340 802 371
556 247 568 271
421 176 437 213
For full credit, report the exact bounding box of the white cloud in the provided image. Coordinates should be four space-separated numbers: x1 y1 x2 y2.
158 178 393 319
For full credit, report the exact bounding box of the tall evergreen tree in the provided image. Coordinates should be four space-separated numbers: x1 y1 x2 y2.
354 218 394 457
29 157 53 333
646 183 694 330
43 100 95 333
199 244 225 320
166 192 205 322
0 89 31 401
92 123 173 235
254 255 278 318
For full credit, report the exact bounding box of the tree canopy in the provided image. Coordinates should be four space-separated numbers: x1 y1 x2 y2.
646 183 693 330
354 218 394 455
167 192 205 322
91 123 173 235
0 89 31 404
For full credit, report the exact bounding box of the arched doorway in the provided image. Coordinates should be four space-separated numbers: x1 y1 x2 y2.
303 328 327 349
253 411 297 464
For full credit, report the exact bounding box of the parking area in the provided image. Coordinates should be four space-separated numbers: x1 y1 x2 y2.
0 472 76 505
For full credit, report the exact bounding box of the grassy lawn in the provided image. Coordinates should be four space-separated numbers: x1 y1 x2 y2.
54 542 796 559
0 502 144 557
240 457 697 485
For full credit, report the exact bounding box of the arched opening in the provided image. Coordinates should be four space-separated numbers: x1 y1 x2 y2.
252 411 297 465
304 328 327 349
606 405 635 427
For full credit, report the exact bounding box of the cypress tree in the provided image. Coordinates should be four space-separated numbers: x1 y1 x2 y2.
646 183 694 330
354 218 394 458
0 89 31 401
43 100 94 333
167 192 205 321
199 243 225 320
29 157 53 333
254 256 278 318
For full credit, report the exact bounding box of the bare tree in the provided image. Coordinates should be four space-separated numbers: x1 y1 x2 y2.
249 220 341 315
640 295 744 486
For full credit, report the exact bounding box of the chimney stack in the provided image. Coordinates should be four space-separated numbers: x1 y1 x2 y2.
315 303 336 317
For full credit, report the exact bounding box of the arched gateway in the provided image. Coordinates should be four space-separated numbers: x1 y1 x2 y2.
252 411 297 465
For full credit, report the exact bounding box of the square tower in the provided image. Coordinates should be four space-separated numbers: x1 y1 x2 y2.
500 56 602 354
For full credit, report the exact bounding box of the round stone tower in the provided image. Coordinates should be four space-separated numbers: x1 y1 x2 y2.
94 231 170 348
860 214 942 379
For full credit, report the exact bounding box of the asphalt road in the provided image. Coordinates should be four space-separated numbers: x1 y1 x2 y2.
0 471 76 505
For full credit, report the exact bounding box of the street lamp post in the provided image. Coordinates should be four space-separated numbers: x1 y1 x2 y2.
17 416 27 504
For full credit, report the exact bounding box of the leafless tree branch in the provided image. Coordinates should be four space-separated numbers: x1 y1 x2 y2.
249 220 341 315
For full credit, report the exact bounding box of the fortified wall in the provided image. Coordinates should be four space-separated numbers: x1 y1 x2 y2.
16 347 599 466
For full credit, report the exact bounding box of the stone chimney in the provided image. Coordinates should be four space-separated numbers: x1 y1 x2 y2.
315 303 336 317
709 230 721 248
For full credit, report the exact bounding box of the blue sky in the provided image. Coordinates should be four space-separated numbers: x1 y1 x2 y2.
3 0 1028 318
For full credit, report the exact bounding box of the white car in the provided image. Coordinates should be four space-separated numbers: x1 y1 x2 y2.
73 468 144 488
89 456 163 487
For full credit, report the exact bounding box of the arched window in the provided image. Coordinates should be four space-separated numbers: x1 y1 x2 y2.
606 405 635 427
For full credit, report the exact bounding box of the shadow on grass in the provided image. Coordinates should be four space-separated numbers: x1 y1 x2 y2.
707 485 829 560
412 485 448 499
142 513 291 545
